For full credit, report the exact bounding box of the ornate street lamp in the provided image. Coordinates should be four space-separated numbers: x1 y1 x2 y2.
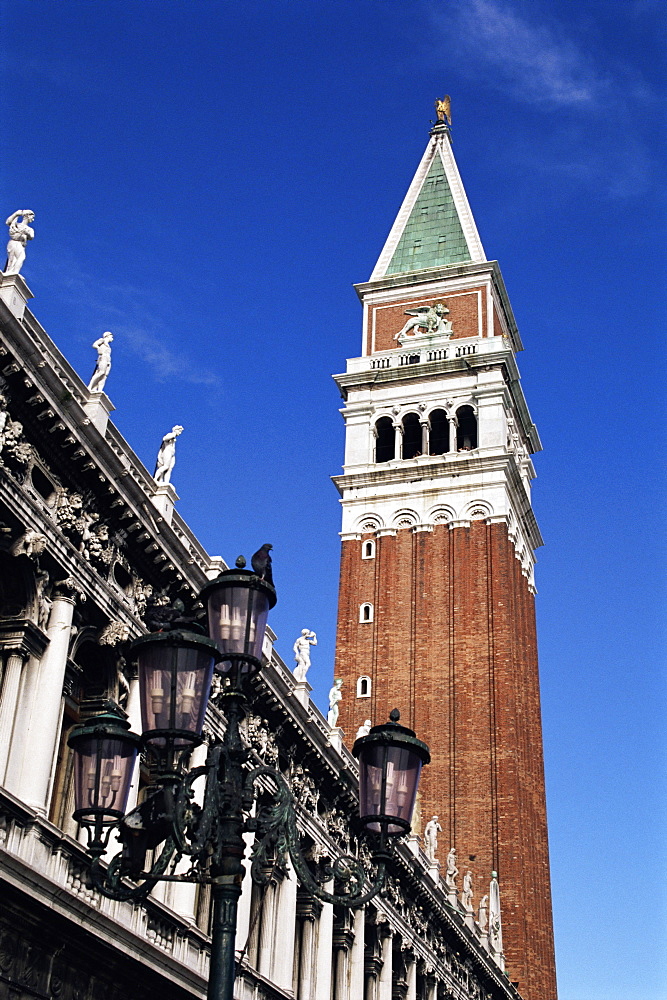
134 627 222 774
68 706 141 857
68 556 429 1000
353 709 430 840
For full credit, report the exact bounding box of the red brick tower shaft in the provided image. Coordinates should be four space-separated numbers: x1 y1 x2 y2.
332 118 557 998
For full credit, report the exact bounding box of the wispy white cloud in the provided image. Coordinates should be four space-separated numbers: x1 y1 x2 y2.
429 0 606 108
40 255 221 387
424 0 660 199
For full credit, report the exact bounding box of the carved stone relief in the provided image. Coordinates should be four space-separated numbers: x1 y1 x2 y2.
239 713 280 766
289 762 319 815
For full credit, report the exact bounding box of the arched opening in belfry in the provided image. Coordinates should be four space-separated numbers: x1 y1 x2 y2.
456 405 477 450
375 417 395 463
428 409 449 455
401 413 421 459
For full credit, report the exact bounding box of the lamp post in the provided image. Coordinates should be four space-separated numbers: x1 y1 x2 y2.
68 559 429 1000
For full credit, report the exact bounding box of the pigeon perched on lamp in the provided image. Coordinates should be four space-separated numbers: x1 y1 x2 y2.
251 543 274 586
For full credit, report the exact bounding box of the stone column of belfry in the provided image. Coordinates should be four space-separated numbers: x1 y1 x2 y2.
331 112 557 999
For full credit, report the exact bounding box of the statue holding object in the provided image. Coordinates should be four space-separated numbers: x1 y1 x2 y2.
88 332 114 393
293 629 317 682
4 210 35 276
434 96 451 125
154 425 183 485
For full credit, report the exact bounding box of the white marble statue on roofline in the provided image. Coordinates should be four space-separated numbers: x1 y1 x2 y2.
293 629 317 682
488 871 504 955
423 815 442 862
445 846 458 890
154 425 184 485
327 677 343 727
394 301 452 346
4 210 35 276
88 332 114 393
356 719 371 739
462 870 474 910
478 894 488 931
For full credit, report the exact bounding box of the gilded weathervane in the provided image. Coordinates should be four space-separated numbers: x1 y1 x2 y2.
434 95 451 126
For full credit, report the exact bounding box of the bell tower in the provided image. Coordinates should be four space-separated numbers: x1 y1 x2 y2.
332 113 557 999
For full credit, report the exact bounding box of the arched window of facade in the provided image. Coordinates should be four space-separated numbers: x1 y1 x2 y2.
401 413 421 459
356 675 372 698
361 539 375 560
456 405 477 451
428 408 449 455
359 602 374 624
375 417 395 463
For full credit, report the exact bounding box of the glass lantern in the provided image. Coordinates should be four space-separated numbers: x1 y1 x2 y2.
200 567 277 679
353 710 430 837
68 708 141 828
132 630 221 749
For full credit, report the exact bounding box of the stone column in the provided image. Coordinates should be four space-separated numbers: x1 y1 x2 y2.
365 955 382 1000
123 673 142 811
165 741 209 923
235 818 256 957
6 588 76 813
425 974 439 1000
349 907 365 999
448 416 458 453
257 878 278 979
314 882 334 1000
332 911 354 1000
0 652 26 782
271 861 297 991
405 953 417 1000
378 922 393 1000
393 423 402 461
420 420 429 456
245 883 263 969
297 893 322 1000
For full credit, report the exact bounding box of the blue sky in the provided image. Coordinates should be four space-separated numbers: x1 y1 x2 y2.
1 1 665 996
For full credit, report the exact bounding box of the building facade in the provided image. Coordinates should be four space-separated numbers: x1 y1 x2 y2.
332 120 557 999
0 259 519 998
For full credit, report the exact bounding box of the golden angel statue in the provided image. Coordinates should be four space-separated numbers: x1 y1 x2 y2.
434 96 451 125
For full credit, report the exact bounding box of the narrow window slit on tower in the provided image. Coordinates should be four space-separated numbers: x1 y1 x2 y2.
356 676 371 698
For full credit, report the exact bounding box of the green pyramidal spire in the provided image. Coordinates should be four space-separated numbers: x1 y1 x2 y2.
370 121 486 281
386 153 471 273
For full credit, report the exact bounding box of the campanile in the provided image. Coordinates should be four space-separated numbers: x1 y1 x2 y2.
333 112 558 998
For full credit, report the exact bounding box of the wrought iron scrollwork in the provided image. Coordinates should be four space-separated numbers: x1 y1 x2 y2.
246 764 386 907
89 836 179 901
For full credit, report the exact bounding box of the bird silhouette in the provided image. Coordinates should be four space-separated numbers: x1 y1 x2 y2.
251 543 274 586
